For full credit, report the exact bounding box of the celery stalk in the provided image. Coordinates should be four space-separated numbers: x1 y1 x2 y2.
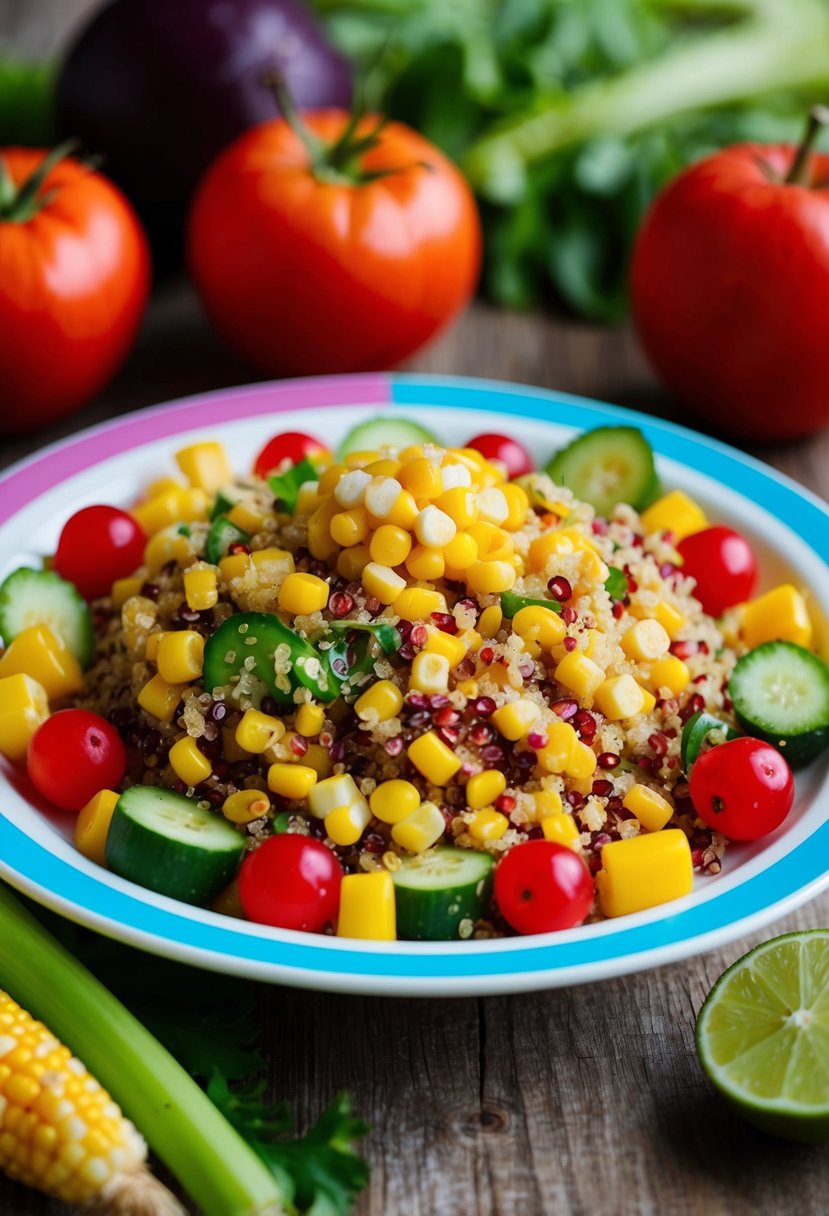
0 884 290 1216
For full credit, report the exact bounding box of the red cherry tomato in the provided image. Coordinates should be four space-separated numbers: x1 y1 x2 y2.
238 834 342 933
54 505 146 600
494 840 594 935
677 526 758 618
690 736 794 841
465 432 534 479
253 431 331 478
27 710 126 812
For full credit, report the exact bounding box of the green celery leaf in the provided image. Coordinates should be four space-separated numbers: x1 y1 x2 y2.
268 458 319 514
604 566 629 601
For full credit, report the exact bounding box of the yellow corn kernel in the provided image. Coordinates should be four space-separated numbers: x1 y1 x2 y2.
143 475 184 498
452 446 487 471
370 779 422 824
623 784 673 832
469 808 509 842
512 604 567 651
593 674 650 721
156 630 204 683
621 619 671 662
476 487 510 527
336 544 371 581
407 731 462 785
541 812 580 849
479 459 506 486
250 549 296 575
318 462 347 494
141 526 191 576
344 449 380 469
222 789 271 825
409 651 450 695
302 743 333 780
478 604 503 639
597 829 693 918
392 801 446 853
740 584 813 649
651 602 686 640
394 587 447 622
325 801 372 846
75 789 119 866
295 702 325 737
492 698 540 741
337 871 396 940
221 724 249 762
399 443 426 462
144 633 164 664
399 457 442 501
466 560 515 594
424 629 467 668
381 489 419 530
539 721 578 773
362 562 406 605
278 572 329 615
442 531 478 573
267 763 318 800
175 441 233 492
131 486 208 535
235 709 285 753
295 480 322 516
307 500 340 561
308 773 367 819
435 488 477 528
364 476 404 522
467 522 513 561
566 740 598 780
501 483 530 531
364 458 402 478
405 545 445 581
0 674 49 761
369 524 411 567
183 566 218 611
457 678 479 698
0 625 83 702
460 628 482 653
110 576 144 609
226 501 264 534
640 490 707 543
414 505 456 548
554 651 605 699
219 552 251 582
466 769 507 809
648 655 691 697
168 736 212 786
534 788 564 817
330 507 369 548
354 679 404 723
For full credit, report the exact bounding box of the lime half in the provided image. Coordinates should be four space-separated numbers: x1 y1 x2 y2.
696 930 829 1144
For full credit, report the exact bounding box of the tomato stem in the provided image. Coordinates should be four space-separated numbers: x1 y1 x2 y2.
785 104 829 185
0 139 81 224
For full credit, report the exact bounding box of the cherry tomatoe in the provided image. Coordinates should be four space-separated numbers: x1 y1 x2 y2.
677 526 758 618
494 839 594 935
465 432 533 479
27 710 126 812
54 505 146 600
690 736 794 841
238 834 342 932
253 431 330 478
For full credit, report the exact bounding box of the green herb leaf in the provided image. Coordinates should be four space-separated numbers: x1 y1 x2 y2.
327 620 402 655
268 458 319 514
604 566 628 601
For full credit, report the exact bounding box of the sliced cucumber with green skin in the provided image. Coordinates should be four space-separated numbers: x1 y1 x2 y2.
0 567 94 667
205 515 250 565
210 488 242 520
728 642 829 769
545 426 656 516
203 611 338 707
336 416 438 459
106 786 245 906
392 847 494 940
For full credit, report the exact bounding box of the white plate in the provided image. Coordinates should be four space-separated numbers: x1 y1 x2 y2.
1 373 827 996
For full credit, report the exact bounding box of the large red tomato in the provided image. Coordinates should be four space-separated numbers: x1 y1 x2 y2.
187 110 481 375
0 147 150 435
631 121 829 441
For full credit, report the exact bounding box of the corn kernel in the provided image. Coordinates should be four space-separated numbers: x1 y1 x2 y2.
169 736 212 786
414 505 456 548
541 812 580 849
394 587 447 622
157 630 204 683
405 545 445 581
382 489 419 530
295 702 325 737
478 604 503 638
318 462 348 495
534 789 564 817
469 809 509 842
308 773 368 819
554 651 605 699
476 488 509 526
409 651 450 695
337 872 396 940
0 625 83 703
479 459 506 487
443 531 478 573
222 724 250 762
740 583 812 648
75 789 119 866
219 552 251 582
0 673 49 761
302 742 333 779
492 698 540 741
227 501 262 536
399 457 442 500
648 656 691 696
452 446 487 471
621 619 670 662
440 461 473 491
513 605 566 651
235 709 285 753
183 567 218 611
460 628 482 653
307 500 340 560
295 481 322 516
392 801 446 853
369 524 412 567
278 572 329 615
344 450 379 469
594 674 650 720
131 486 208 535
467 522 513 560
365 476 404 520
424 629 467 668
330 508 369 548
623 784 673 832
651 602 686 640
407 731 462 785
110 576 144 609
143 475 184 499
251 548 295 574
362 562 406 605
351 679 403 724
143 526 192 575
566 740 597 780
370 779 421 824
268 763 318 800
333 468 371 508
175 441 233 492
364 458 402 478
466 560 515 594
466 769 507 809
222 789 271 825
336 544 371 581
435 488 477 528
501 483 530 531
640 490 707 543
325 802 372 846
597 829 692 917
539 721 578 773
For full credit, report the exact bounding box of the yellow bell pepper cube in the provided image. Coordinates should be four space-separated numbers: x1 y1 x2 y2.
370 779 421 824
157 630 204 683
267 763 318 800
597 829 693 918
168 736 212 786
639 490 706 543
541 813 581 849
219 552 251 583
469 808 509 842
533 789 564 818
0 624 83 702
740 584 812 649
277 572 329 615
131 486 208 535
466 769 507 809
0 673 49 761
337 872 396 940
175 441 233 492
623 784 674 832
227 501 265 534
301 742 333 780
75 789 120 866
144 632 163 663
250 548 296 573
554 652 605 699
391 801 446 853
183 566 218 611
407 731 462 786
137 673 186 723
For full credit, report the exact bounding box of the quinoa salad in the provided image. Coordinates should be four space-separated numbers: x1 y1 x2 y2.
1 416 826 942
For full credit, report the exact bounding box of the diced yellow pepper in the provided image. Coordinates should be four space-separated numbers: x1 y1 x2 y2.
648 656 691 697
391 801 446 853
394 587 447 622
325 802 372 846
597 829 693 917
337 872 396 940
465 560 515 594
175 441 233 492
594 674 650 721
183 566 218 611
513 605 566 651
219 552 251 582
409 652 450 695
740 584 812 649
362 562 406 605
466 769 507 809
405 545 445 582
227 501 264 533
639 490 706 543
369 524 412 567
424 629 467 668
541 813 580 849
0 673 49 761
554 652 605 699
169 736 212 786
308 773 367 820
478 604 503 639
295 702 325 737
131 486 208 535
370 779 421 824
157 630 204 683
137 673 186 723
235 709 285 753
407 731 462 785
492 698 541 741
267 763 318 800
278 572 329 615
0 624 83 702
469 808 509 842
621 619 670 662
110 575 144 609
354 680 403 723
623 784 673 832
75 789 120 866
143 475 185 498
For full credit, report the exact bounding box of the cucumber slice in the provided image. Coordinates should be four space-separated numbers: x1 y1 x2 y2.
336 416 438 459
203 611 338 707
545 426 656 516
205 515 250 565
0 567 94 667
392 847 494 940
728 642 829 769
106 785 245 905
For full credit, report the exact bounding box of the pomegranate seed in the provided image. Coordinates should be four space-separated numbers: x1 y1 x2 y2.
592 779 613 797
399 643 415 661
591 519 609 535
438 725 460 747
431 612 458 634
290 734 308 756
384 738 404 757
562 606 578 625
566 791 585 810
469 722 494 746
612 601 624 620
407 692 429 709
670 640 697 660
698 640 710 655
481 743 505 764
648 732 668 756
656 698 679 716
573 709 596 737
597 752 620 769
329 741 345 762
563 636 577 652
479 646 494 664
550 698 578 720
329 591 354 619
606 796 624 813
228 542 251 555
455 597 478 619
663 727 678 739
429 694 451 710
363 833 385 854
627 576 638 593
666 756 678 769
518 661 535 679
592 832 612 850
692 674 709 686
439 806 454 830
396 620 414 641
637 755 653 773
527 731 547 749
495 794 516 814
408 711 431 730
630 534 644 548
547 576 572 602
691 848 705 869
472 696 496 717
659 562 676 579
410 624 429 648
434 707 460 727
